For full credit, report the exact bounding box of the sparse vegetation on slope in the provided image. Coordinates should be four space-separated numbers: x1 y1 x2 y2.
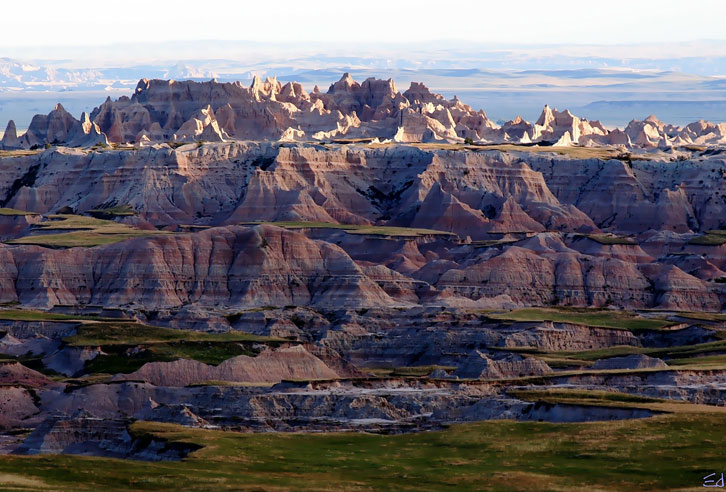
87 204 137 218
487 307 674 331
0 149 42 158
65 322 291 374
509 388 726 414
243 220 457 237
403 143 628 160
0 308 114 322
65 322 286 346
83 342 258 374
507 338 726 368
580 233 636 245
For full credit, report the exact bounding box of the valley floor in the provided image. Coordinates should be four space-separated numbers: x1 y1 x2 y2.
0 407 723 491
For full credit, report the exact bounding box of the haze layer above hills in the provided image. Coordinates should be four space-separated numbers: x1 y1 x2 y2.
3 40 726 130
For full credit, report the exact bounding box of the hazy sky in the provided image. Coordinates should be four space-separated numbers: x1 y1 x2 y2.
4 0 726 49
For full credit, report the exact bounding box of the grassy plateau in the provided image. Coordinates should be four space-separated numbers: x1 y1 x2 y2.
61 322 290 375
5 214 169 247
0 207 39 216
242 220 457 238
689 230 726 246
486 307 675 331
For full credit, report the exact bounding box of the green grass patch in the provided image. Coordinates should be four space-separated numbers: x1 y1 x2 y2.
7 231 162 247
508 388 726 415
487 307 674 331
87 204 137 217
469 238 520 248
511 339 726 367
579 233 636 245
392 365 456 377
2 413 726 491
667 354 726 367
31 214 120 230
83 341 258 374
223 306 278 321
510 388 665 406
676 311 726 322
345 226 455 237
0 207 39 216
65 322 285 347
534 356 595 368
65 322 290 375
689 230 726 245
366 365 457 378
0 309 114 322
5 214 169 247
243 221 456 238
0 149 41 158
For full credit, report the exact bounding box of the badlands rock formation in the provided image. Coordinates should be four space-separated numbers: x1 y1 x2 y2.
0 306 723 447
114 345 340 386
1 74 726 460
0 142 725 311
3 74 726 149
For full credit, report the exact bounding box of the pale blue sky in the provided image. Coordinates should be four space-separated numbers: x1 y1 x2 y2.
4 0 726 49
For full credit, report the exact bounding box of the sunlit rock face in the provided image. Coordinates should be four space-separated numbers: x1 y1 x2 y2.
6 73 725 149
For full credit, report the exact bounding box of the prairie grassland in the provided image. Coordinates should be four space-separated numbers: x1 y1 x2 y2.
0 411 723 491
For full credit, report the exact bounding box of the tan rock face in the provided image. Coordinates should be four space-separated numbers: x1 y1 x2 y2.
455 352 552 379
113 345 339 386
501 322 640 351
0 361 58 388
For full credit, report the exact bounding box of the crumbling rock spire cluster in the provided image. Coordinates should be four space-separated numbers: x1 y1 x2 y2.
2 73 725 150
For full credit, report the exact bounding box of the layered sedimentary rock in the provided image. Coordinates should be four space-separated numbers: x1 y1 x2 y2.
591 354 668 370
114 345 339 386
0 305 721 445
1 225 394 309
455 352 552 379
2 73 726 460
4 142 725 235
1 141 726 311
